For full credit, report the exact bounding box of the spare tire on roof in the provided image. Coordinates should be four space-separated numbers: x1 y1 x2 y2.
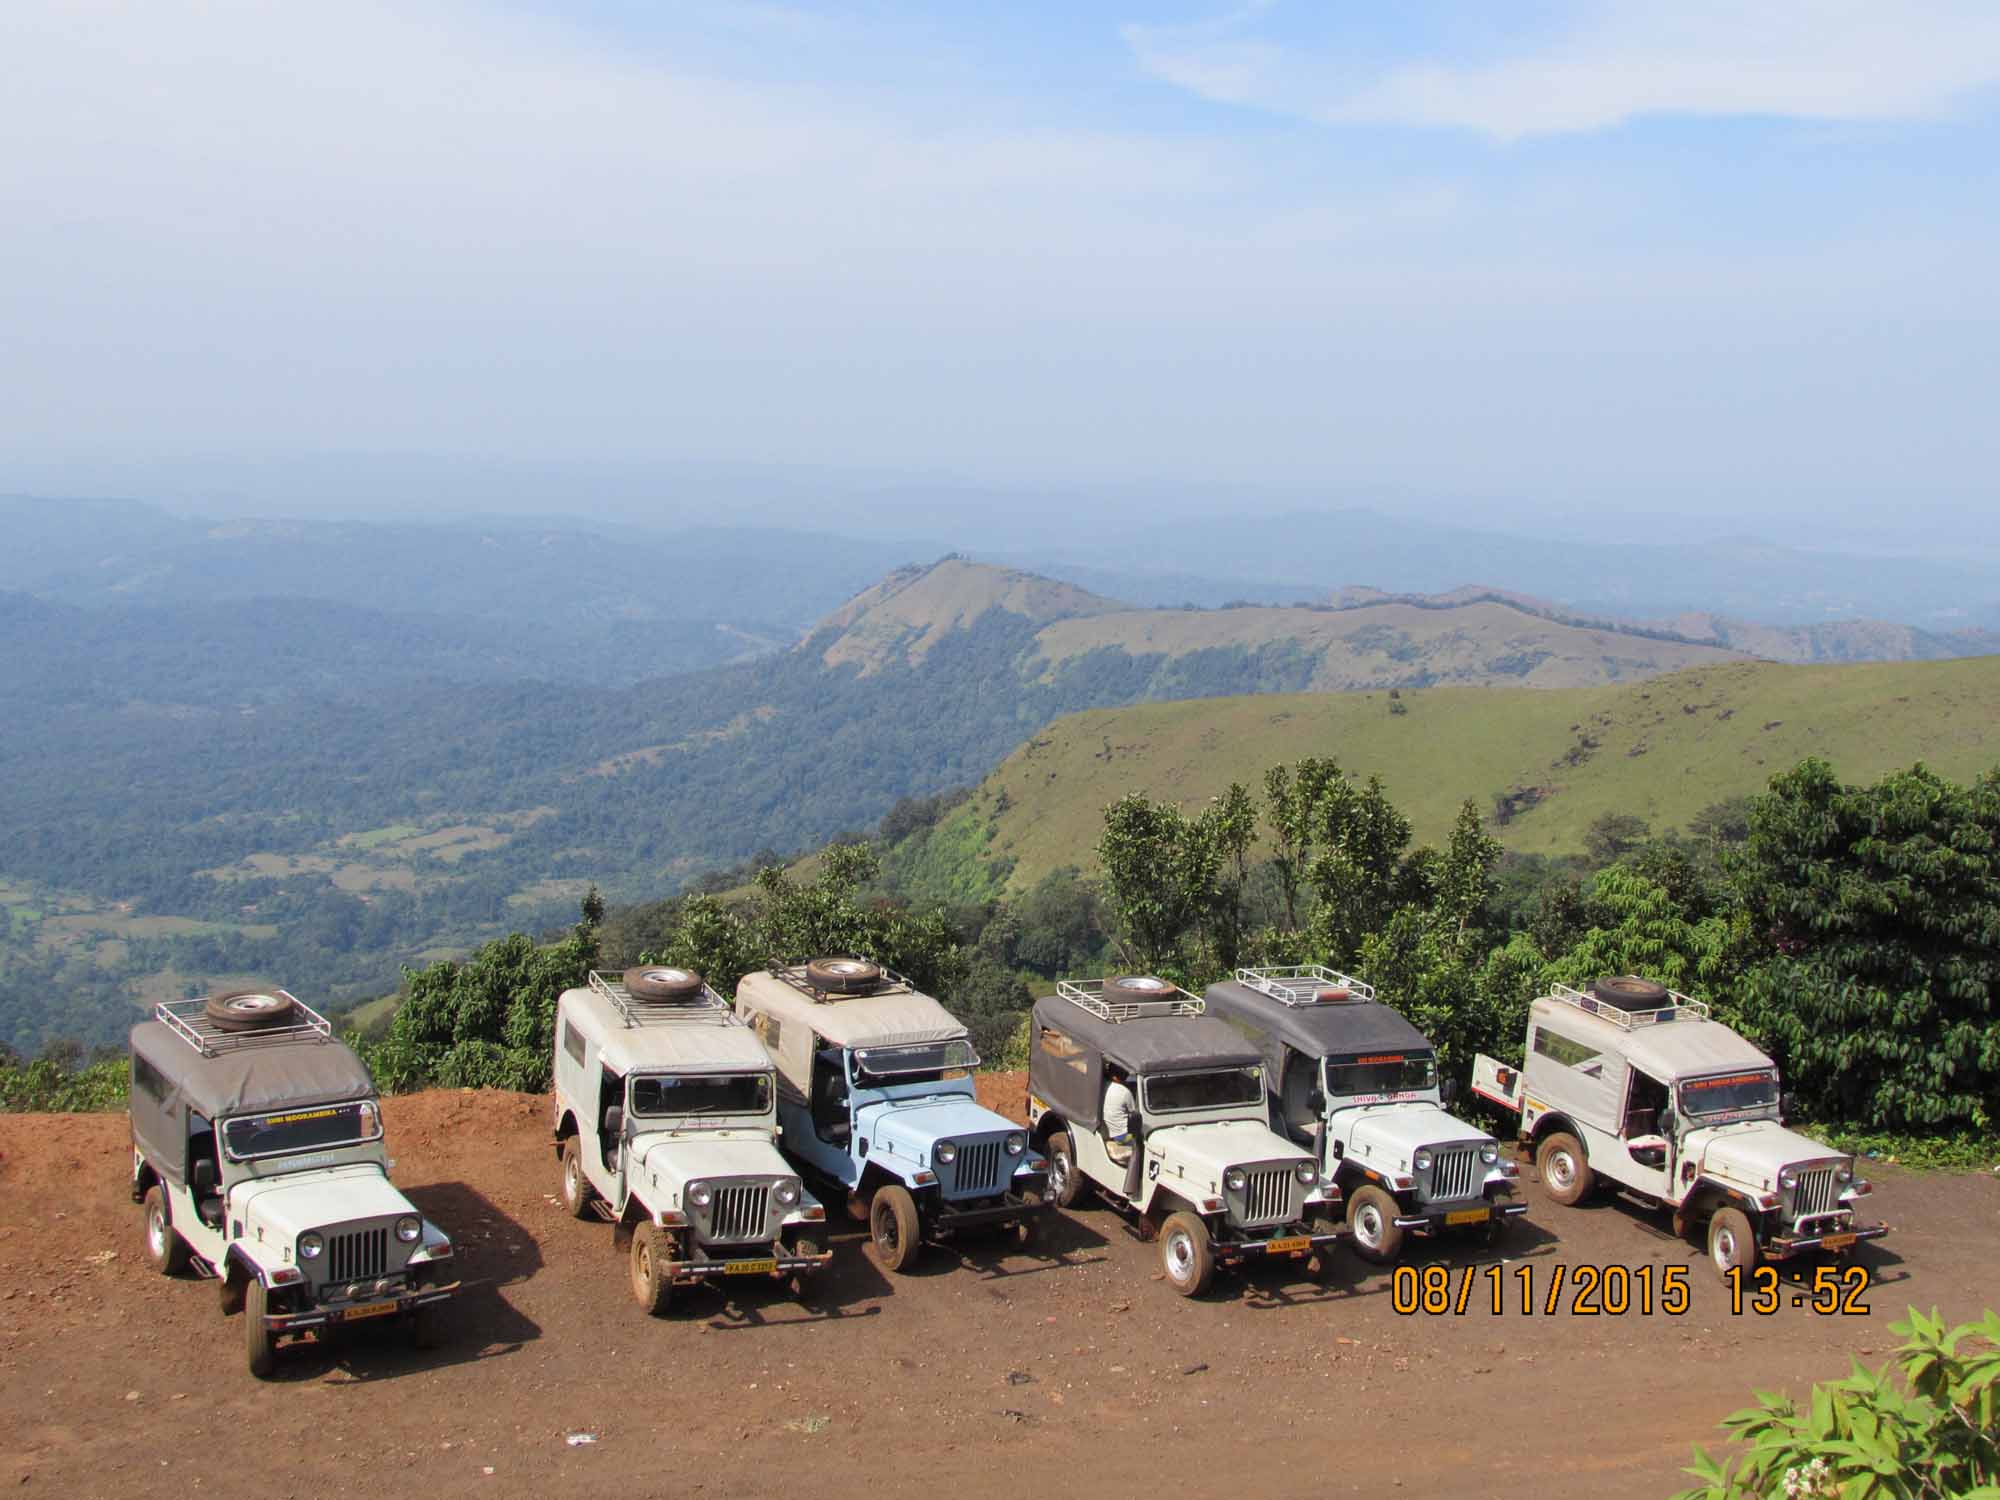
1591 975 1669 1009
204 988 299 1032
625 966 704 1002
1106 975 1175 997
1315 987 1352 1004
806 958 883 995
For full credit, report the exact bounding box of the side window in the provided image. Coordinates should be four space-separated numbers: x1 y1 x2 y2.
133 1054 169 1105
1532 1026 1602 1073
749 1010 782 1051
562 1020 586 1065
1037 1023 1089 1078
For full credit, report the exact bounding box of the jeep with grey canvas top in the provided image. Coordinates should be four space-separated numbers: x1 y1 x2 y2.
552 967 831 1315
1027 976 1343 1297
734 958 1049 1273
1205 965 1526 1263
129 988 458 1378
1472 976 1889 1279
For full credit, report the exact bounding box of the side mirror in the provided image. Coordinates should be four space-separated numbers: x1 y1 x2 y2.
1780 1092 1796 1119
1440 1078 1460 1106
603 1107 624 1139
192 1159 218 1193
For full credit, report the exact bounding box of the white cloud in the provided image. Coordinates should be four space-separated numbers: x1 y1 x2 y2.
1125 0 2000 140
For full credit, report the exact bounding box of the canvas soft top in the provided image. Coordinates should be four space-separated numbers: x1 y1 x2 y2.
735 967 969 1052
130 1019 376 1121
1529 995 1773 1080
561 980 772 1076
1030 993 1263 1073
1203 978 1432 1061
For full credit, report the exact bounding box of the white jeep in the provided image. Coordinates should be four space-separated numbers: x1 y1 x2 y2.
552 968 831 1314
1473 976 1889 1279
129 990 458 1378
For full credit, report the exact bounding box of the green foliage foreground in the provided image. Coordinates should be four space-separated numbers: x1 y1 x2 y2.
1672 1308 2000 1500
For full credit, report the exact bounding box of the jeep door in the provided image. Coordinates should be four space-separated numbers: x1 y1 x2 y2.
1615 1068 1676 1201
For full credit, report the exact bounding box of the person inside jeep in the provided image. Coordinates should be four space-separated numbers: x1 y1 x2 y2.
1624 1070 1670 1139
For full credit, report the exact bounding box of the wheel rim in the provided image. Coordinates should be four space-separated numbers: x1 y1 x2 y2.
1164 1228 1194 1282
1050 1151 1070 1199
635 1241 653 1294
564 1154 580 1205
1353 1202 1383 1249
1548 1149 1575 1193
876 1204 898 1253
222 993 283 1017
1713 1225 1737 1271
147 1204 166 1258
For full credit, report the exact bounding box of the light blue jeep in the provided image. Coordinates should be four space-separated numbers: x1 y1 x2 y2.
734 959 1050 1271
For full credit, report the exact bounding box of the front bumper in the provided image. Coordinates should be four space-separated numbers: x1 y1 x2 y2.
666 1248 834 1285
1394 1201 1531 1233
1767 1222 1890 1258
934 1186 1050 1235
263 1280 460 1334
1215 1226 1342 1264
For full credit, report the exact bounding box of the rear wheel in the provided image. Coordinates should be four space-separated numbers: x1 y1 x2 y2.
630 1224 673 1316
1159 1212 1215 1297
1537 1132 1595 1207
559 1138 594 1220
870 1185 922 1273
141 1187 191 1276
1707 1207 1759 1281
1345 1184 1405 1265
244 1279 276 1379
1047 1132 1086 1209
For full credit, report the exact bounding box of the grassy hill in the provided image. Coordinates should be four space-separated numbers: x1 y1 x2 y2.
914 656 2000 892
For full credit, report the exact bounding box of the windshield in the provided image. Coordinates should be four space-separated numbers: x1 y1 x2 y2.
1324 1051 1437 1099
631 1072 772 1118
222 1100 381 1161
1679 1069 1780 1117
1143 1067 1263 1114
853 1039 978 1084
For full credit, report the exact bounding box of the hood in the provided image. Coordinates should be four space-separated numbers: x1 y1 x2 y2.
1153 1118 1312 1178
1339 1104 1491 1172
859 1096 1017 1166
236 1163 418 1242
633 1131 795 1187
1691 1121 1845 1190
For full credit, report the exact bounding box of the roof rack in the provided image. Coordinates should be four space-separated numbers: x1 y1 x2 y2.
1056 978 1204 1023
1234 965 1376 1006
763 959 918 1003
1549 981 1709 1031
156 992 332 1059
588 970 735 1029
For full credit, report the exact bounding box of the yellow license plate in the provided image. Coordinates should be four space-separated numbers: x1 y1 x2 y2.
1265 1236 1310 1255
342 1300 399 1322
1446 1208 1490 1226
1820 1233 1856 1250
726 1258 778 1276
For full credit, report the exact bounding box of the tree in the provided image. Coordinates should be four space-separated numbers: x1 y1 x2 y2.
1584 811 1652 865
1196 783 1259 972
1434 799 1502 956
1308 773 1411 966
1097 792 1214 975
1264 758 1339 932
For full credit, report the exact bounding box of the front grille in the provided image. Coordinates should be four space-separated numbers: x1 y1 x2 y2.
328 1227 387 1284
708 1184 771 1243
953 1140 1004 1196
1241 1166 1294 1226
1428 1146 1481 1204
1792 1167 1838 1219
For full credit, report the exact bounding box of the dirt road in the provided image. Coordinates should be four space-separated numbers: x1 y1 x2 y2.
2 1081 1992 1499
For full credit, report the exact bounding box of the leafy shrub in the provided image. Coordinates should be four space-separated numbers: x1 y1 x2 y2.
0 1055 128 1111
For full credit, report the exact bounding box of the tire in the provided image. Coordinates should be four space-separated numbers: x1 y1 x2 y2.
806 958 882 995
1345 1183 1405 1265
1106 975 1174 997
1537 1131 1595 1207
244 1278 277 1379
142 1186 191 1276
559 1138 595 1220
1707 1207 1760 1281
869 1184 922 1273
218 1264 246 1316
204 988 298 1032
624 966 702 1002
1011 1198 1041 1250
1046 1132 1087 1209
1159 1211 1215 1298
630 1223 673 1316
1591 975 1668 1009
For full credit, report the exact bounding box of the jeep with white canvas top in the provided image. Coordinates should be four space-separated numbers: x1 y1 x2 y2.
552 967 832 1315
1027 976 1343 1297
128 988 458 1378
1472 976 1889 1279
1204 965 1526 1263
733 958 1049 1272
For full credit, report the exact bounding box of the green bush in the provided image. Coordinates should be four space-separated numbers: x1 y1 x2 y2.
0 1055 128 1111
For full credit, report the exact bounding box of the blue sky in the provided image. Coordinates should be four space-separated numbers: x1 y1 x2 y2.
3 1 1997 546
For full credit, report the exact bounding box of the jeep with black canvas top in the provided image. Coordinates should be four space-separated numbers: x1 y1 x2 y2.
733 957 1049 1272
1204 965 1525 1263
1472 976 1889 1279
1027 975 1343 1297
552 967 832 1315
128 988 458 1378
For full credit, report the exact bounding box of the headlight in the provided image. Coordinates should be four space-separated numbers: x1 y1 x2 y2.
1005 1132 1026 1156
688 1181 714 1208
1836 1163 1853 1183
1480 1144 1500 1166
774 1178 802 1207
1224 1167 1247 1192
1778 1167 1799 1190
1413 1149 1434 1172
395 1215 422 1243
935 1141 957 1165
297 1231 324 1260
1294 1161 1319 1187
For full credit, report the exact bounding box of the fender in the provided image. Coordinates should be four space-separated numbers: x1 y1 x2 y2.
1528 1111 1581 1148
132 1147 160 1204
1673 1176 1767 1238
552 1110 579 1156
1030 1111 1068 1149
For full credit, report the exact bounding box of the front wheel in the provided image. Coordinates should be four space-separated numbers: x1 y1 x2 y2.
1537 1132 1595 1207
630 1223 673 1316
1047 1133 1086 1209
1345 1184 1405 1265
870 1185 922 1274
1707 1207 1760 1281
244 1278 277 1379
1159 1211 1215 1298
141 1187 191 1276
1011 1194 1042 1250
559 1138 595 1221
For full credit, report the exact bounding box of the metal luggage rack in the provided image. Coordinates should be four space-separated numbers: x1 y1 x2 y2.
588 970 734 1028
156 992 332 1058
1550 981 1708 1030
764 958 917 1003
1056 978 1204 1023
1235 965 1376 1006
